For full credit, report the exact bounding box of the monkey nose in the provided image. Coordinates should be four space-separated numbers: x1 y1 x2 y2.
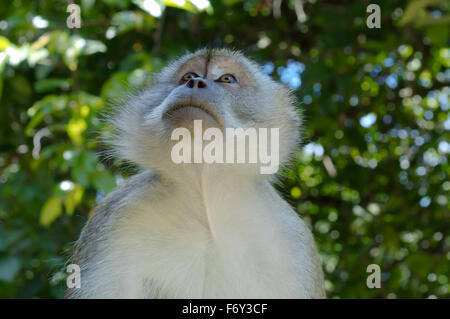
186 78 207 89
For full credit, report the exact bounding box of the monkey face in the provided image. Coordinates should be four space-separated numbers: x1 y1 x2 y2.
153 54 261 132
109 49 301 174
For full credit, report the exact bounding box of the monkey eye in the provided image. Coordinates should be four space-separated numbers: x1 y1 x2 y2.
216 74 237 84
181 72 199 82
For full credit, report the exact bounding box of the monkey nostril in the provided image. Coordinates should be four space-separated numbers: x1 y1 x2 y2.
186 78 207 89
197 80 206 88
186 79 195 88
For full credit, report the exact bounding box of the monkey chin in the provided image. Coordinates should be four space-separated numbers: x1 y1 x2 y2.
164 106 222 131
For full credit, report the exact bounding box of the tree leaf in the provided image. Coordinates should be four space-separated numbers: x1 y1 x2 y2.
64 184 84 215
39 197 62 226
0 257 21 282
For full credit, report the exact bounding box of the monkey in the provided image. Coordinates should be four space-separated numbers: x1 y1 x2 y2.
65 48 325 298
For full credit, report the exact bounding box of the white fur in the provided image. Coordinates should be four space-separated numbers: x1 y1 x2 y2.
72 166 325 298
68 49 325 298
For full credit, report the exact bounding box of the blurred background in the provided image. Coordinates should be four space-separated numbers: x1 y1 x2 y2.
0 0 449 298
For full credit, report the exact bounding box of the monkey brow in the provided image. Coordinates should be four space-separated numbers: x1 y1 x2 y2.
203 49 213 78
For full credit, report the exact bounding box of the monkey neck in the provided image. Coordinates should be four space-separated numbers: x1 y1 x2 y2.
156 164 276 242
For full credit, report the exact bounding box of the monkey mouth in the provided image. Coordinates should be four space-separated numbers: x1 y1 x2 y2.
163 99 223 128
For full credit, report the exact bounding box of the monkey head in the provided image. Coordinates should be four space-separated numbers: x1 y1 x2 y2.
108 48 301 177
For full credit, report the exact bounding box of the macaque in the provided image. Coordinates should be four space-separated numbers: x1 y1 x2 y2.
66 48 325 298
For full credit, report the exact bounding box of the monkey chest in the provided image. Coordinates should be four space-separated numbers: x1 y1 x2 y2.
120 211 301 298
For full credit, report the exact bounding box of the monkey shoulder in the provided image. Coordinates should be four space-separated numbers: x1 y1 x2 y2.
71 169 157 264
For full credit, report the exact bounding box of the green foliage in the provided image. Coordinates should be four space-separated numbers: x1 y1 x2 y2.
0 0 449 298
